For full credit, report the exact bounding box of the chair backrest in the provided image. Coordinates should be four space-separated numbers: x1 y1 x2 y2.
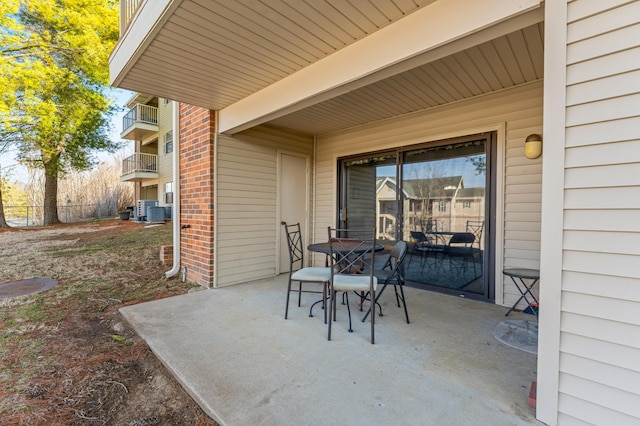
410 231 427 243
282 222 304 271
385 240 408 276
389 240 408 266
466 220 484 249
327 227 377 277
448 232 475 247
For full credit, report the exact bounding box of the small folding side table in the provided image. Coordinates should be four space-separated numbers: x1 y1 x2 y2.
503 268 540 318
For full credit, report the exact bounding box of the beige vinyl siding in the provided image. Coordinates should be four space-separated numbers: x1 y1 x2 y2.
157 98 173 205
314 81 543 306
556 1 640 423
216 125 313 286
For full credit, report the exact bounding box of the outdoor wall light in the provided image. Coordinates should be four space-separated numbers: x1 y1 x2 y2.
524 134 542 159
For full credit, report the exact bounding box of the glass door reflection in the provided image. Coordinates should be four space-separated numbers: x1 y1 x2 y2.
340 153 397 242
401 140 487 295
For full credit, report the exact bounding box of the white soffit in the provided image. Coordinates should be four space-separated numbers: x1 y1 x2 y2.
110 0 178 87
219 0 543 134
110 0 439 104
110 0 543 135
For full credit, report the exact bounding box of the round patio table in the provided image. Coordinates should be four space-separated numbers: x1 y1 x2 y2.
307 241 384 316
308 241 384 255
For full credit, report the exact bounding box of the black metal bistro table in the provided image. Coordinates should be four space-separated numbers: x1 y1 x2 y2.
308 241 384 259
306 241 384 317
503 267 540 318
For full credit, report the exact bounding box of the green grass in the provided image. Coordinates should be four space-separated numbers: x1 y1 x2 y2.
14 301 49 323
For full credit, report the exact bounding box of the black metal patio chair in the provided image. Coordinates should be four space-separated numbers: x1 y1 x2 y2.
282 222 332 323
362 240 410 324
327 226 378 344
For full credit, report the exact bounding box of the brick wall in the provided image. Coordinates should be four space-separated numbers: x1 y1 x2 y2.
179 104 215 287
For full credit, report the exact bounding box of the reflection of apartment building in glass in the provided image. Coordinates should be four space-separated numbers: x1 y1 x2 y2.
120 93 174 219
377 176 485 240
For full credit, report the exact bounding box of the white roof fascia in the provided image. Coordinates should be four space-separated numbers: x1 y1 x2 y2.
219 0 543 134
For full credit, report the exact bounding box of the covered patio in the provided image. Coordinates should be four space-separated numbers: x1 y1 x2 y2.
120 274 539 425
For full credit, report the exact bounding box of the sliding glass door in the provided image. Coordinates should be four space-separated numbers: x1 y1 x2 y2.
339 133 494 300
339 153 397 242
401 138 489 297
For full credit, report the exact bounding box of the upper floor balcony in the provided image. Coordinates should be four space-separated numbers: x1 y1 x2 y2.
121 152 158 182
119 0 144 37
120 103 159 141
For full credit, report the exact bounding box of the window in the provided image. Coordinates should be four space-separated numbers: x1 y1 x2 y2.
165 182 173 204
463 201 471 208
438 201 446 212
164 130 173 154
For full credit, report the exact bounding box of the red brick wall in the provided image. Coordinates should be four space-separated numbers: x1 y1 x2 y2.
179 104 215 287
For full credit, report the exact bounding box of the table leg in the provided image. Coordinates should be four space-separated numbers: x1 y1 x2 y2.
505 276 539 318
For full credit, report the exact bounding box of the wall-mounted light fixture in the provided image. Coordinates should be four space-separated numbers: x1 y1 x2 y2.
524 134 542 159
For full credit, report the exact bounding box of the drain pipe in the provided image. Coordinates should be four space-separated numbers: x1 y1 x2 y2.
212 110 219 288
166 100 181 278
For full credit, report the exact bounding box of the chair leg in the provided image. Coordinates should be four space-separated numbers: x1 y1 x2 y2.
327 288 334 341
323 282 327 324
370 290 375 344
397 280 410 324
309 291 329 324
298 282 302 307
343 292 353 332
362 283 387 322
285 278 293 319
393 284 401 307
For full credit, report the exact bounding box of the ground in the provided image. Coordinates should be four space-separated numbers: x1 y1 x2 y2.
0 220 217 425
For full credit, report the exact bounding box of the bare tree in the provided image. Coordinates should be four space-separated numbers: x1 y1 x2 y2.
406 163 446 231
22 153 133 223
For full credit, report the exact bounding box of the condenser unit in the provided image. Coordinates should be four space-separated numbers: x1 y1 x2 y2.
137 200 158 220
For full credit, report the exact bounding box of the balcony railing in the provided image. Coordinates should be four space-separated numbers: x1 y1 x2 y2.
120 0 144 36
122 152 158 176
122 103 158 130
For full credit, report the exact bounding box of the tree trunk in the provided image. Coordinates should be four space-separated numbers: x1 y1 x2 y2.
0 183 9 228
43 160 61 225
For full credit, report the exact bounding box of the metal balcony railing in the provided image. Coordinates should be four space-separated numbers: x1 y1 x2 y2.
122 103 158 130
120 0 144 36
122 153 158 176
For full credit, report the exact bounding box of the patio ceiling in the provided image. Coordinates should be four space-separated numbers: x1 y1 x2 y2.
112 0 436 103
268 22 544 135
111 0 544 135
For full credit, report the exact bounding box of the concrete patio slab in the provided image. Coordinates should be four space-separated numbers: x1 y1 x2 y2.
120 275 540 426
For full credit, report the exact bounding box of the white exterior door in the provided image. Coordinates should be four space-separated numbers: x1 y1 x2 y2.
279 152 308 273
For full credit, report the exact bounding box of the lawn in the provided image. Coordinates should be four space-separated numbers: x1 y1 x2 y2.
0 220 216 425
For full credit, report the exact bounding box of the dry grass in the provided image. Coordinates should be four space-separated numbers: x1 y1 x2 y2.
0 220 216 425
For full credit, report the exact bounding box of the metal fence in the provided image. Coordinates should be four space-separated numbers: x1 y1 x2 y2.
3 202 118 227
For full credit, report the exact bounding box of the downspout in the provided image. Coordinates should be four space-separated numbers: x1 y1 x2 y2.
212 111 219 287
312 134 317 245
166 100 181 278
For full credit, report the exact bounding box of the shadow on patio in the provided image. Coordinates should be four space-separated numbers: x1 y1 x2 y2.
120 274 540 425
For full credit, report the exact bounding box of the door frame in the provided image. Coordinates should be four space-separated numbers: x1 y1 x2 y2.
335 127 504 302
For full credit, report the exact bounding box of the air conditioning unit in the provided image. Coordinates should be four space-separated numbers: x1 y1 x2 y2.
137 200 158 220
146 206 165 224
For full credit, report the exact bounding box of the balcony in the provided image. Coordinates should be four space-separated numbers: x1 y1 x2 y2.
120 103 158 141
119 0 144 37
121 153 158 182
